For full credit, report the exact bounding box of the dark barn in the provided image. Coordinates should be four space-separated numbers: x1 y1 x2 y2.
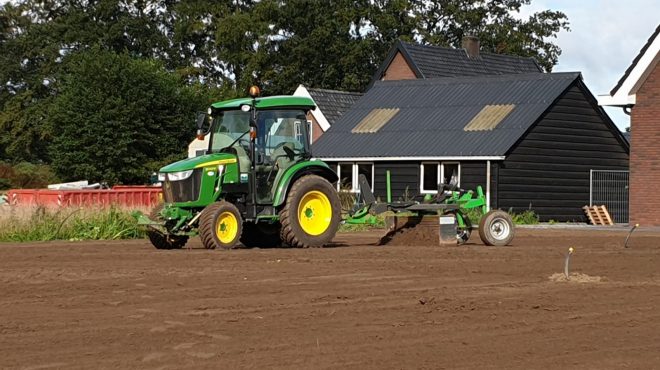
312 72 629 222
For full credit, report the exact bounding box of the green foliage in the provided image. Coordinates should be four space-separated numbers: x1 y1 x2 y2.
464 207 485 224
510 209 540 225
0 161 59 189
0 206 145 242
464 207 540 225
0 0 569 181
46 47 207 184
414 0 570 71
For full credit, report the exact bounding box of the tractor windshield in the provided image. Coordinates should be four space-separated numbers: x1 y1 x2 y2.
257 109 309 159
209 110 250 152
209 109 310 160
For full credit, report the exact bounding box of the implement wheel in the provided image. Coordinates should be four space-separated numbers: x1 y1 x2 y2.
456 214 472 245
478 210 515 246
240 222 281 248
279 175 341 248
199 201 243 249
147 204 188 250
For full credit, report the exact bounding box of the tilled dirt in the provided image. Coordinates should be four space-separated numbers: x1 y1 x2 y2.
2 228 660 369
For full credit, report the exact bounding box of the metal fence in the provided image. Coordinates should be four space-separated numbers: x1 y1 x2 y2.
590 170 629 223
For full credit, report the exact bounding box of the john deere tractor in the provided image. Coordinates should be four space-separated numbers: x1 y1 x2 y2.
139 86 341 249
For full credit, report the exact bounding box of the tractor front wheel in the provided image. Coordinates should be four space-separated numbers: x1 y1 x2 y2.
279 175 341 248
478 210 515 246
147 204 188 250
199 201 243 249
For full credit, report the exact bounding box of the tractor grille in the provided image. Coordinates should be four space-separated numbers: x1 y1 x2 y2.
163 169 203 203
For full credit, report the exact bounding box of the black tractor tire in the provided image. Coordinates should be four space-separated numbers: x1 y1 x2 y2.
240 222 282 248
279 175 341 248
478 210 515 246
199 201 243 250
146 204 188 250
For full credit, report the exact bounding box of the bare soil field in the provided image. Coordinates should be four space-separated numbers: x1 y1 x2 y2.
2 228 660 369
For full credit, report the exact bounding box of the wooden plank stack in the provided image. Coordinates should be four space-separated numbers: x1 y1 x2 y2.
582 205 614 225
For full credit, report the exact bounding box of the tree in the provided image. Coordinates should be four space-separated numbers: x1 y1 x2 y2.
0 0 570 182
215 0 569 95
47 47 207 184
414 0 569 71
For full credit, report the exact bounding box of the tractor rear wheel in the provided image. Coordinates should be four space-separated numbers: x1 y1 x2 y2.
478 210 515 246
240 222 281 248
199 201 243 249
279 175 341 248
146 204 188 250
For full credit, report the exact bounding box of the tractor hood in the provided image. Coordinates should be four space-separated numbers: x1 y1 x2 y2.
160 153 237 173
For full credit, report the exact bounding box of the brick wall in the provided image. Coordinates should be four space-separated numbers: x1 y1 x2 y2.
630 61 660 226
306 113 325 144
382 52 417 80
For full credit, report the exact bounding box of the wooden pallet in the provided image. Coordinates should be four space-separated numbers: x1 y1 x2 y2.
582 205 614 225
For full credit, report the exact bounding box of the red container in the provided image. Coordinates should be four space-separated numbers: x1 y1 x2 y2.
7 186 163 208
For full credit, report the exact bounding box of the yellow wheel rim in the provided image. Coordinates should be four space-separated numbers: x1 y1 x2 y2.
298 190 332 236
216 211 238 244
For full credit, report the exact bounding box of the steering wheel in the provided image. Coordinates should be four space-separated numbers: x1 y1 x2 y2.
272 142 298 160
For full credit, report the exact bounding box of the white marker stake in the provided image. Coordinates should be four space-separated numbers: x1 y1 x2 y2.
564 247 574 280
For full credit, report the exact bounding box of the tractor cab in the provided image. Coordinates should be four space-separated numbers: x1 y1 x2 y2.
208 105 311 204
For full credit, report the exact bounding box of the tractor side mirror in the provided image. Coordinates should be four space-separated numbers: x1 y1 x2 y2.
195 112 207 140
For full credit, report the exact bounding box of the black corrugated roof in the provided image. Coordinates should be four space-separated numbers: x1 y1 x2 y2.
313 72 580 158
307 88 362 126
401 41 543 78
370 40 542 88
610 24 660 96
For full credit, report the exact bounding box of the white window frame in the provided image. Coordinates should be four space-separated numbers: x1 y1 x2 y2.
336 162 374 193
307 120 313 144
356 162 375 193
337 162 354 192
420 162 461 193
441 162 461 188
420 162 440 194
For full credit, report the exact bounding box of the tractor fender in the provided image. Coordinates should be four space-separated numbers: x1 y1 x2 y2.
272 161 338 207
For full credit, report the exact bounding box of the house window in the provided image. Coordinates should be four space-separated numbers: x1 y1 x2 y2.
338 163 353 191
442 163 460 187
336 163 374 192
421 162 439 193
420 162 461 193
357 163 374 192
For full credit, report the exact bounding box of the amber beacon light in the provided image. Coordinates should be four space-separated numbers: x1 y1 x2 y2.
248 85 260 98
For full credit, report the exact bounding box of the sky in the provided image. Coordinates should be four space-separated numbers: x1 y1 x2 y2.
519 0 659 130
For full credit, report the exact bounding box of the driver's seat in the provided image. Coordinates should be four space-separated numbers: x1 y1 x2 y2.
270 142 296 170
268 142 296 199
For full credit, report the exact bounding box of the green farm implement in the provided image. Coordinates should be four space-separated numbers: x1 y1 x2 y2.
345 174 515 246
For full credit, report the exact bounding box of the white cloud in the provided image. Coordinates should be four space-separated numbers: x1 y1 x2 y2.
521 0 658 130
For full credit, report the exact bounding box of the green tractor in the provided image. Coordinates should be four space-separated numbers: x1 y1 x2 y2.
138 87 341 249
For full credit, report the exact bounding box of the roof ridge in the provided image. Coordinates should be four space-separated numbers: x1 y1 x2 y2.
374 71 579 87
307 87 363 95
400 40 540 63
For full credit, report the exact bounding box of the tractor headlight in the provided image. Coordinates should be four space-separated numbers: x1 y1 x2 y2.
157 173 166 182
167 170 194 181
